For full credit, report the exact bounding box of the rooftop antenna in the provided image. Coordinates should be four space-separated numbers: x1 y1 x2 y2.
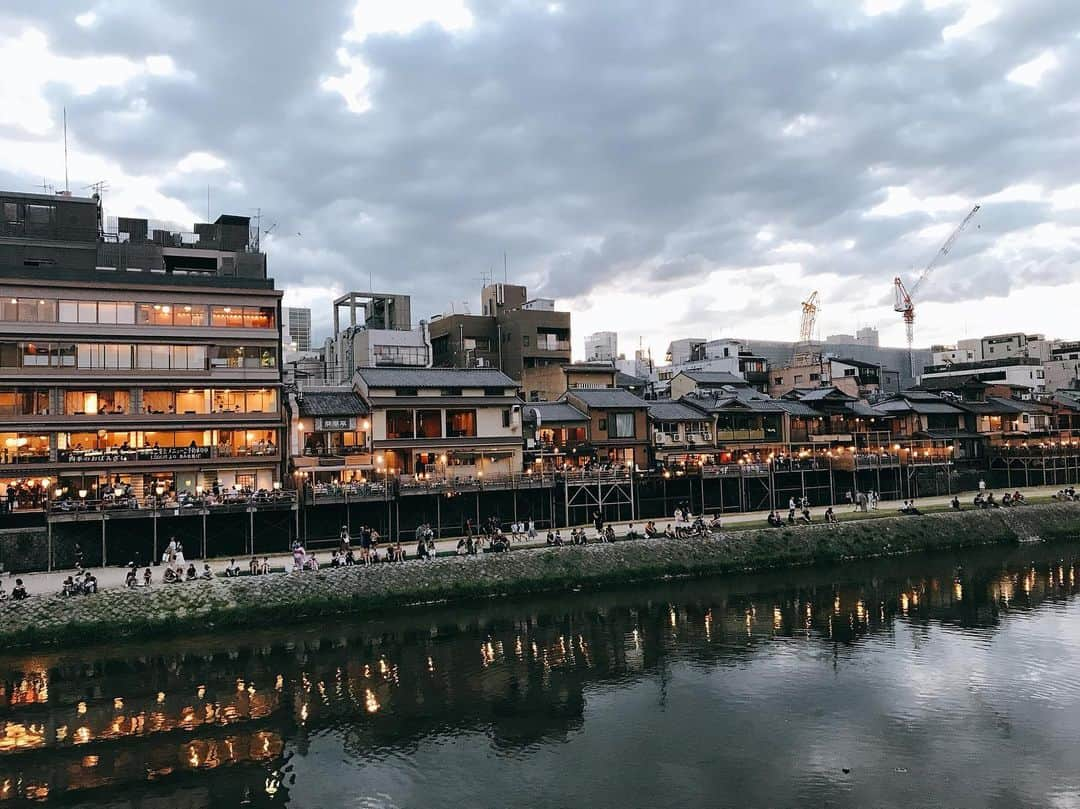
39 177 54 194
63 107 69 193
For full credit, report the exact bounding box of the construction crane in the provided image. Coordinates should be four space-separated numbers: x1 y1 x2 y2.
893 204 981 377
799 290 819 343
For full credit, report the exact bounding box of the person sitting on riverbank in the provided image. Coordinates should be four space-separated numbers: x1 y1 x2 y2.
0 580 6 601
798 508 812 525
767 511 783 528
258 557 271 574
950 496 961 510
225 559 241 577
249 556 259 575
603 525 616 543
900 500 922 516
11 578 27 600
185 563 197 581
626 523 640 539
390 540 406 563
491 533 510 552
200 564 212 580
824 507 838 526
663 524 676 539
644 521 659 538
143 567 152 587
163 566 181 584
1012 490 1026 505
420 537 433 560
1002 492 1012 507
125 566 137 588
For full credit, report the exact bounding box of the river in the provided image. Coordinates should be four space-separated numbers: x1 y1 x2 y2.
2 541 1080 808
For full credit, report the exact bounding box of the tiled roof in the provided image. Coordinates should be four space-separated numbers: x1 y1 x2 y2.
521 402 588 424
566 388 649 409
771 400 823 417
356 367 517 388
647 401 710 421
793 387 856 402
875 396 964 415
297 390 368 417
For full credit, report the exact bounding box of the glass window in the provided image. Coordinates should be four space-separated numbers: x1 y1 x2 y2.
77 301 96 324
77 344 96 368
137 303 173 326
386 410 414 440
416 410 442 438
243 307 275 328
173 304 207 327
175 389 209 414
245 389 276 413
103 344 133 369
610 412 635 438
116 302 135 324
58 300 78 323
211 306 244 328
0 343 18 368
143 391 175 414
22 342 51 367
53 343 76 367
1 298 17 321
446 409 477 438
98 302 118 324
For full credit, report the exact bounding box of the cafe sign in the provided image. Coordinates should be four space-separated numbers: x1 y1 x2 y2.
316 417 355 431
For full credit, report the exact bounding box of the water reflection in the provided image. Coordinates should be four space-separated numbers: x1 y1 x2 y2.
1 542 1079 806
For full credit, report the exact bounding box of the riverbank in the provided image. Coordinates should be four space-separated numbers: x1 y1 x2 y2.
1 502 1078 649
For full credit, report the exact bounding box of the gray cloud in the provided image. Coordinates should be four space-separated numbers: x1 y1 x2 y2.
4 0 1080 342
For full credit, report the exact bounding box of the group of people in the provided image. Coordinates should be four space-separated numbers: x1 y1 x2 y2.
1053 487 1077 502
61 568 99 595
845 490 880 512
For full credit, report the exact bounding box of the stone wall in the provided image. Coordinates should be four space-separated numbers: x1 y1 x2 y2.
2 504 1079 649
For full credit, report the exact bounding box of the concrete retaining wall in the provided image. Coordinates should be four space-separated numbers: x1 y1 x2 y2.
2 504 1078 649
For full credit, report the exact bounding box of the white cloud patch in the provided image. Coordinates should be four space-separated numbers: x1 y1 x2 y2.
176 151 227 174
1007 50 1059 87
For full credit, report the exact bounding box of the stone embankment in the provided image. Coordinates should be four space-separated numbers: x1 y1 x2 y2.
2 504 1078 649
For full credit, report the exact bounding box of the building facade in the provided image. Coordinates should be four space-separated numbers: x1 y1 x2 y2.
0 191 284 505
283 307 312 352
585 331 618 362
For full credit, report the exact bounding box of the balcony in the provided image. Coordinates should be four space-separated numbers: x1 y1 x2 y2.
45 446 281 466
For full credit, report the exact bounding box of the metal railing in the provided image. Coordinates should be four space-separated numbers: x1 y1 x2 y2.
48 490 297 515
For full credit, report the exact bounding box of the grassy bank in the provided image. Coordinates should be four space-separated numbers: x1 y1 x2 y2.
1 503 1078 650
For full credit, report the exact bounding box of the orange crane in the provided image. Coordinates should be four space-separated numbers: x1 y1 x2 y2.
893 204 981 377
799 290 819 343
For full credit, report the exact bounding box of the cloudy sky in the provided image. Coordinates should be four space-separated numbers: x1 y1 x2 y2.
2 0 1078 359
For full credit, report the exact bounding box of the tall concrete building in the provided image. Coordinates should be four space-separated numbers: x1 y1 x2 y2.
283 307 312 352
0 189 284 501
428 283 571 399
326 292 429 382
585 331 618 362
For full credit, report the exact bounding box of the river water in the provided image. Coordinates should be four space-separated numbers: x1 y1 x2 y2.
2 542 1080 808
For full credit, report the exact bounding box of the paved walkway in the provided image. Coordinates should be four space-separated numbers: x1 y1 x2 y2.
4 484 1062 598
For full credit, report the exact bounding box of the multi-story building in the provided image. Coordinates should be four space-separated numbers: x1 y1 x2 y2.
0 190 284 504
428 283 572 398
930 344 979 366
326 292 429 382
769 357 897 398
283 307 312 352
919 357 1045 393
353 367 523 478
585 331 618 362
